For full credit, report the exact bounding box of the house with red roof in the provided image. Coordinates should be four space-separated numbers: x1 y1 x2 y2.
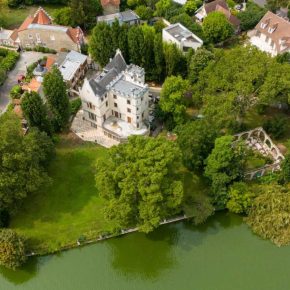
16 7 84 52
101 0 120 15
195 0 240 32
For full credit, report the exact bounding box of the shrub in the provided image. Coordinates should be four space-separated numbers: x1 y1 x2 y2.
70 98 82 116
10 85 22 99
0 229 26 269
0 50 19 71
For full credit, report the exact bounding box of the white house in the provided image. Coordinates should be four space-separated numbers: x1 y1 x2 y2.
162 23 203 52
79 49 149 143
248 11 290 56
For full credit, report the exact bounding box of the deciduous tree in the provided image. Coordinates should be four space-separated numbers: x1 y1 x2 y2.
246 184 290 246
21 91 52 136
0 229 26 270
202 12 234 43
176 120 218 171
95 136 184 233
205 135 246 207
43 66 70 131
159 75 189 127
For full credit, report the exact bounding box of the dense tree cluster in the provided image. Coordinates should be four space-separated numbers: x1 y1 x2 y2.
96 136 184 233
89 21 186 81
0 113 54 215
246 184 290 246
204 136 246 207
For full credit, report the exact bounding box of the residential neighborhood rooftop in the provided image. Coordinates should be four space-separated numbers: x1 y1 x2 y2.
164 23 203 43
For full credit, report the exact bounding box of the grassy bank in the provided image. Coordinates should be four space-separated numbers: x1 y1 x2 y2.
0 1 65 29
10 136 115 254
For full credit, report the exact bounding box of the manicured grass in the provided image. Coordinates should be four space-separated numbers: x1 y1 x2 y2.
10 139 114 254
0 1 65 29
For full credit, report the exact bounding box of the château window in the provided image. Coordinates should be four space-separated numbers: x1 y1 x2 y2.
113 95 117 99
127 100 131 105
106 101 108 107
101 97 104 102
127 108 131 113
88 112 96 121
114 102 117 108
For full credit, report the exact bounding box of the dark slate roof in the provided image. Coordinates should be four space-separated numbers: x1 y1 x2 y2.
120 10 139 22
89 50 127 96
104 51 127 73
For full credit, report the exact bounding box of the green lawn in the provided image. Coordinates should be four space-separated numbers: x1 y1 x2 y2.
0 1 65 29
10 139 114 255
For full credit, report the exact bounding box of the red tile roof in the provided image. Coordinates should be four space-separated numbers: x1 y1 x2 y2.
216 5 240 27
32 7 52 25
67 27 84 44
101 0 120 7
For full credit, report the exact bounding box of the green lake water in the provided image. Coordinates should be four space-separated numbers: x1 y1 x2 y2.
1 212 290 290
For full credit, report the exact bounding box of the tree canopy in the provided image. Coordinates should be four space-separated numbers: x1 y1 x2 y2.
246 184 290 246
21 91 52 136
0 229 26 270
176 120 218 171
43 66 70 132
205 135 246 207
202 12 234 43
0 113 54 214
159 75 189 128
95 136 184 233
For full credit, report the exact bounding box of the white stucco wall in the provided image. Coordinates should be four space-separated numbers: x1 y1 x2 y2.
249 33 278 56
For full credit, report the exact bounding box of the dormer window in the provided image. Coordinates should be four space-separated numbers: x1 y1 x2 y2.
260 22 267 29
260 19 270 29
268 24 278 34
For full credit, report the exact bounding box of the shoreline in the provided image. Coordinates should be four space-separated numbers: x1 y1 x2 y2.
26 214 190 257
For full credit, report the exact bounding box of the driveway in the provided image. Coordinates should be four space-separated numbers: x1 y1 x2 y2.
0 51 51 114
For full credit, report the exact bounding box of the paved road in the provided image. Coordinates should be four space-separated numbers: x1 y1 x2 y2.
0 51 50 114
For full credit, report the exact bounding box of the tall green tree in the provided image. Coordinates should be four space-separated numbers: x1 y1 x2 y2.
202 12 234 43
21 91 52 136
128 25 145 66
176 120 218 171
188 47 214 83
89 22 114 66
141 24 156 79
95 136 184 233
205 135 246 207
163 43 186 77
43 66 70 131
154 33 165 82
159 75 189 127
70 0 102 28
0 113 54 213
0 229 26 270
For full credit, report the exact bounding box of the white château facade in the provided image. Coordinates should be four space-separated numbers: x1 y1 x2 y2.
79 50 150 142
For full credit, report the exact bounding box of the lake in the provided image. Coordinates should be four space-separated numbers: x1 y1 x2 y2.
1 212 290 290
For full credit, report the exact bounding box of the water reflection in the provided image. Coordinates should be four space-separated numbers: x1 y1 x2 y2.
107 224 180 280
0 254 54 285
0 256 38 285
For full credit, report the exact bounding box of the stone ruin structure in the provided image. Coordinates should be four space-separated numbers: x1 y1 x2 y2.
234 127 284 180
